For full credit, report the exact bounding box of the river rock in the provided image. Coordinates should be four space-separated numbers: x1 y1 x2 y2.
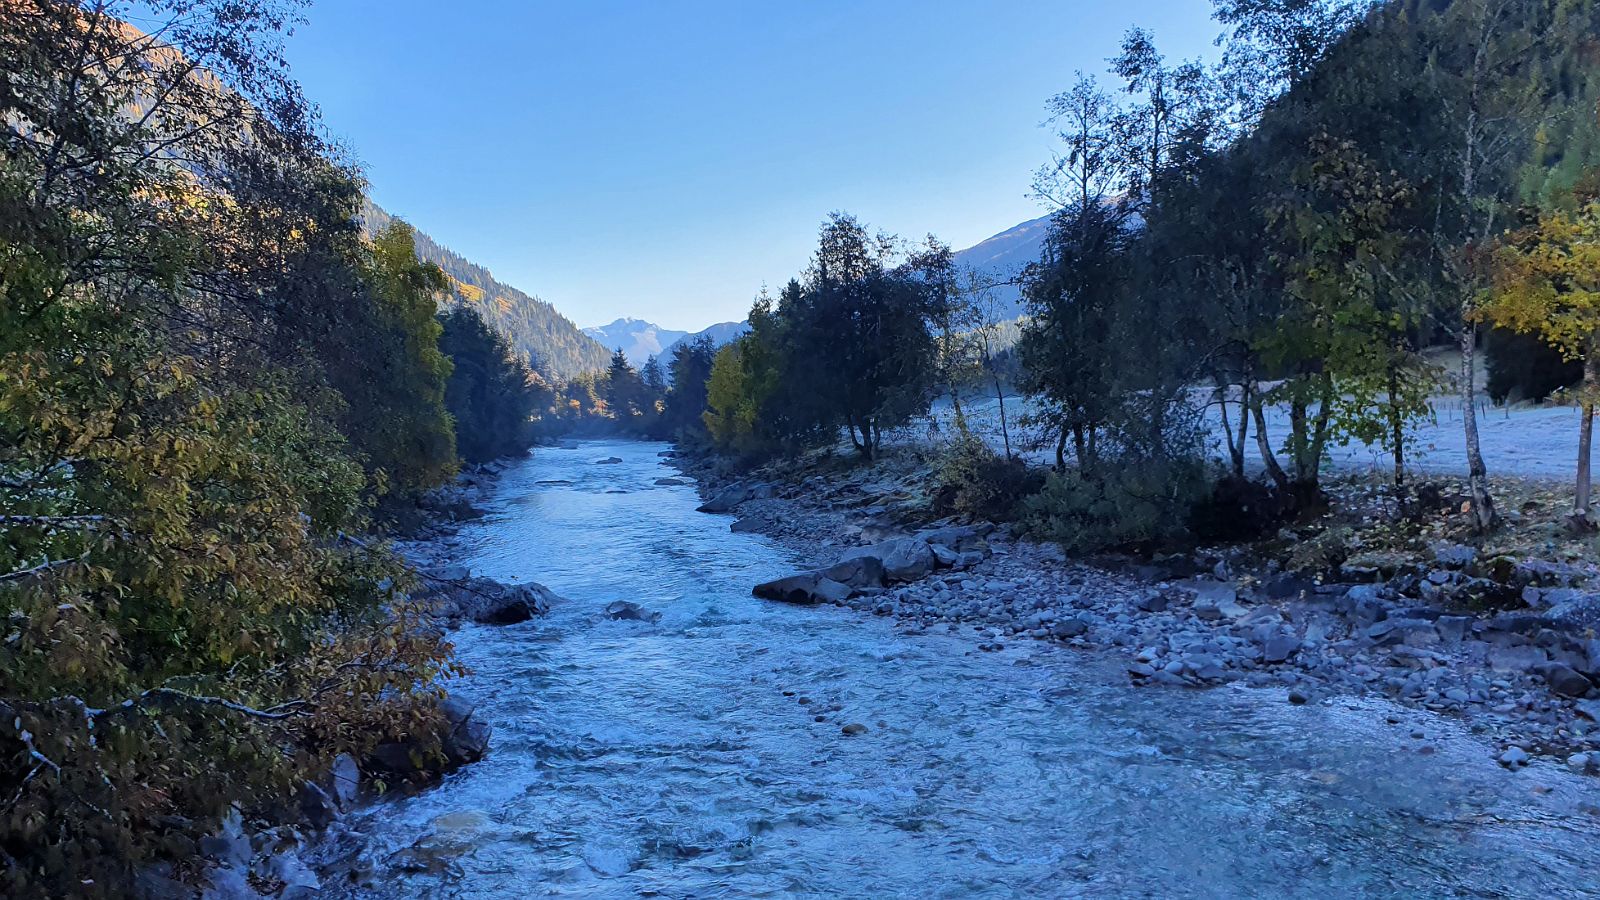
1262 634 1301 663
842 538 935 583
440 697 491 764
427 564 471 583
1582 639 1600 676
697 483 751 513
1516 558 1588 588
299 780 338 830
1186 581 1249 622
1435 615 1472 644
1539 662 1594 698
655 477 690 486
1498 746 1530 768
753 573 852 605
265 853 322 900
1488 645 1548 673
595 457 623 464
820 555 885 589
882 539 936 582
841 723 869 736
368 697 491 778
918 525 989 554
604 600 662 623
431 577 559 625
1052 618 1089 639
329 753 360 809
1431 542 1478 569
1544 591 1600 629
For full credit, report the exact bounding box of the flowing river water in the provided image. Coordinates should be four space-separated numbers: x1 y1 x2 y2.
340 439 1600 898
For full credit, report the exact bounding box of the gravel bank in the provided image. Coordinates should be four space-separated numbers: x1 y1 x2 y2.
670 447 1600 775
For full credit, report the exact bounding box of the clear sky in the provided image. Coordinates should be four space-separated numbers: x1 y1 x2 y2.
283 1 1221 332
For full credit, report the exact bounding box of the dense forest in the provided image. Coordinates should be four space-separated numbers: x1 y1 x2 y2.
361 200 613 381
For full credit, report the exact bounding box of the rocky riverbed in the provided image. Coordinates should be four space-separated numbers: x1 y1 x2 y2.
676 449 1600 775
277 439 1600 897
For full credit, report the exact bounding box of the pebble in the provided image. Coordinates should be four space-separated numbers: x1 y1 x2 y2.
841 723 868 736
1499 746 1531 768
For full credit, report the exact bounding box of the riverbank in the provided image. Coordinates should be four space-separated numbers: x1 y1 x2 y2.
671 445 1600 774
146 458 551 899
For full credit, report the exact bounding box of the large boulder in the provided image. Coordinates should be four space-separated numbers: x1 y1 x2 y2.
1543 591 1600 630
819 555 885 589
421 568 560 626
697 483 751 513
883 540 935 582
367 697 491 778
918 525 989 555
440 697 491 764
327 753 360 810
1539 662 1594 698
753 573 852 605
840 538 935 583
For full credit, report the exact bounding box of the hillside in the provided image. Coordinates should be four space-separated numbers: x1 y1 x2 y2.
361 200 611 381
952 214 1050 319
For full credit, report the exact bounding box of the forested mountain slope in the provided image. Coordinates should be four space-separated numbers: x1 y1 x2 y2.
361 200 611 380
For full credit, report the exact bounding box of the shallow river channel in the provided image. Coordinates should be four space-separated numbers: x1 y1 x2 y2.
341 439 1600 898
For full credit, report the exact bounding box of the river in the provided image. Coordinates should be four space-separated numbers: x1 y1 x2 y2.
339 439 1600 898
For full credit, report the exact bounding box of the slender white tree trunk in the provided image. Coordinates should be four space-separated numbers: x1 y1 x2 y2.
1460 321 1497 530
1576 347 1598 525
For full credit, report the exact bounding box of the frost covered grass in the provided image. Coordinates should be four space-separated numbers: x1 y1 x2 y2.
909 392 1586 483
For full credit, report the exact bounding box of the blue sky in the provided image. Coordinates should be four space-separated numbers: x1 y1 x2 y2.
284 1 1221 331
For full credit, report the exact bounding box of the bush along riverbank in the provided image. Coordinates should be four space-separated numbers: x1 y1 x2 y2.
671 445 1600 776
129 459 562 900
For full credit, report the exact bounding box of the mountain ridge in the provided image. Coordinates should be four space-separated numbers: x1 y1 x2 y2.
360 199 611 381
950 213 1050 319
582 318 690 367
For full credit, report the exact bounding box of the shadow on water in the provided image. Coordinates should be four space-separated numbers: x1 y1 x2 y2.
338 439 1600 899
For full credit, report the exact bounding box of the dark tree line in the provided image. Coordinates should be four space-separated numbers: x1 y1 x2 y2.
440 306 552 464
702 213 952 460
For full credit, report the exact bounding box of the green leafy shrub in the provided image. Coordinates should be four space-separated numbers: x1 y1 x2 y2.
930 435 1044 522
1025 457 1213 553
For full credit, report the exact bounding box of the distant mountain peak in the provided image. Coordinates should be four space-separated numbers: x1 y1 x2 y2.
582 318 689 367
